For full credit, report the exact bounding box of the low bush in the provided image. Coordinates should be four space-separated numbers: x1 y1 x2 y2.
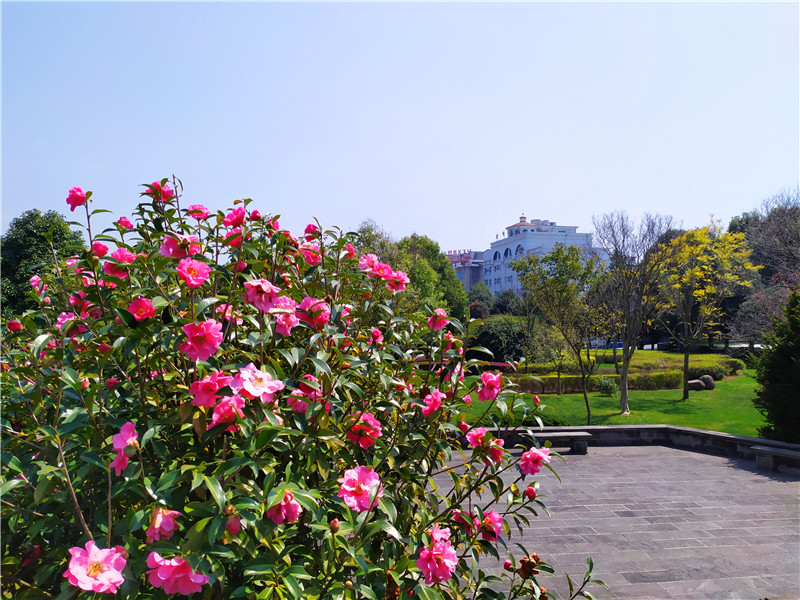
596 377 619 396
514 371 683 394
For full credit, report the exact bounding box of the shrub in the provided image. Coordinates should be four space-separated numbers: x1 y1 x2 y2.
0 182 605 599
514 372 682 394
596 377 619 396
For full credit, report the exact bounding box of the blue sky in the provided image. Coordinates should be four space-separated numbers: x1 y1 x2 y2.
3 2 798 253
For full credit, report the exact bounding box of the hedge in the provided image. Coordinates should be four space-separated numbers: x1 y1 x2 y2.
514 371 683 394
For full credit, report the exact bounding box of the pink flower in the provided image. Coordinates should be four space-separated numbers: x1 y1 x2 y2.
486 438 505 464
111 247 137 263
478 372 502 402
230 363 285 404
337 466 384 512
304 223 320 237
146 552 209 596
367 328 383 346
106 378 120 388
520 446 551 476
358 253 379 274
421 388 445 417
7 320 22 332
343 243 355 258
146 507 182 544
66 187 87 212
103 247 137 279
250 209 262 222
216 303 243 325
287 390 311 414
429 523 451 544
149 181 173 203
386 270 409 292
128 297 156 321
453 509 476 535
226 514 242 536
298 241 322 265
417 535 458 586
524 486 537 500
346 413 383 449
428 308 449 331
223 206 246 227
110 422 137 476
270 296 299 336
91 242 108 257
372 262 393 279
223 227 245 247
458 421 469 433
209 395 245 432
176 258 211 288
30 275 46 294
116 216 134 230
178 320 223 362
160 234 201 259
479 510 504 542
266 491 303 525
64 541 126 593
244 279 281 312
189 371 233 407
466 427 487 448
297 297 330 329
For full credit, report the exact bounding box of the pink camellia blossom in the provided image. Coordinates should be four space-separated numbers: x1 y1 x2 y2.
367 328 383 346
243 279 281 312
478 372 503 402
417 527 458 586
458 421 469 433
386 270 410 292
304 223 320 237
150 181 173 203
91 242 108 257
7 320 22 332
111 247 137 263
103 247 137 279
63 540 126 593
298 241 321 265
106 378 120 388
208 395 245 432
160 234 201 259
270 296 299 336
286 390 311 414
216 303 243 325
427 308 449 331
346 413 383 449
230 363 285 404
223 227 245 248
55 311 87 335
452 509 476 535
186 204 210 220
486 438 505 464
66 187 87 212
99 342 112 353
223 206 246 228
189 371 233 407
421 388 445 417
466 427 487 448
524 486 537 500
358 253 379 273
250 209 262 222
371 262 393 280
128 298 156 321
233 260 247 273
146 507 182 544
30 275 46 294
343 243 355 258
110 421 138 476
266 491 303 525
178 320 223 362
479 510 504 542
116 216 134 230
176 258 211 289
297 297 330 329
520 446 551 476
337 466 384 513
146 552 209 596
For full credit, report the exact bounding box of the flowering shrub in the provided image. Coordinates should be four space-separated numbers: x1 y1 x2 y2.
0 180 606 599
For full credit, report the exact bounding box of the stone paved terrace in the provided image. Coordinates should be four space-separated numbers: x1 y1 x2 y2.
495 445 800 600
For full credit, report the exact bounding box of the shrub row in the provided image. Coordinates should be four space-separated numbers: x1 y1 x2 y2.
514 371 684 394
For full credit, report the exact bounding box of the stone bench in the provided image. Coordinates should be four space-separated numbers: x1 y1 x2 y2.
751 445 800 472
531 431 592 454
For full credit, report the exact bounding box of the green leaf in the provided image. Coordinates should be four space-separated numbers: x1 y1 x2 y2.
81 452 107 470
197 297 221 315
203 475 227 510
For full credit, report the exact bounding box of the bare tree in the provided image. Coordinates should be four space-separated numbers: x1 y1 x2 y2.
591 212 676 414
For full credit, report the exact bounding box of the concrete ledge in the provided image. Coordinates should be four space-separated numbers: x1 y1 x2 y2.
492 425 800 474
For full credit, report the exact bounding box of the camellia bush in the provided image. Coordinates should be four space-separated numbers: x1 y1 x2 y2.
1 181 605 600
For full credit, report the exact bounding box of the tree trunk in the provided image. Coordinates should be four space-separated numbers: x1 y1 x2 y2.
620 353 632 414
613 342 619 375
682 343 690 400
556 367 562 395
581 371 592 425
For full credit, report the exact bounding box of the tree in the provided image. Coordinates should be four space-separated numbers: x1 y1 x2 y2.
1 209 84 317
657 224 759 399
752 288 800 443
470 315 526 363
467 282 494 315
512 244 602 424
492 289 523 316
591 212 676 414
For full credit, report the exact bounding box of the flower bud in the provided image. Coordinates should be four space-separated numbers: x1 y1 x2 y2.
503 559 514 572
458 421 469 433
344 581 353 590
330 518 340 533
533 395 541 406
524 487 536 500
7 320 22 332
224 504 236 516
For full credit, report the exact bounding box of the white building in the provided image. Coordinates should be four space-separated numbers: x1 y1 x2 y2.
482 214 594 295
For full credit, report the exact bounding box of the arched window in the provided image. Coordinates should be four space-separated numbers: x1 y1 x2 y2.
515 245 525 256
493 251 500 261
503 248 512 259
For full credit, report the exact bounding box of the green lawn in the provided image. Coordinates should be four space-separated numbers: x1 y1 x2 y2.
463 370 765 437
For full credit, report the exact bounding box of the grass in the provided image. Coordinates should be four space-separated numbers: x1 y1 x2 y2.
462 369 765 438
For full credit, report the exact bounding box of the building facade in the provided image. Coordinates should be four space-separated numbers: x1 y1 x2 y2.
481 215 594 295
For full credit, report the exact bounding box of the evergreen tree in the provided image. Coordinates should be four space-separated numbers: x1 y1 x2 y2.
753 288 800 443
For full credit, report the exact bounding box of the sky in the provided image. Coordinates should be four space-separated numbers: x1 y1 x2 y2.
3 2 798 254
